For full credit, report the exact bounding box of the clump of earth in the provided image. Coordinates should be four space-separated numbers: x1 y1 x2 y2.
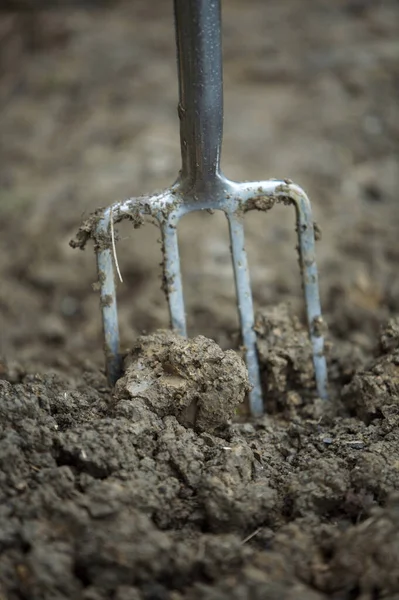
115 330 250 432
2 314 399 599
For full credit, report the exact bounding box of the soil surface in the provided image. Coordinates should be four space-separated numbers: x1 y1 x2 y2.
1 0 399 598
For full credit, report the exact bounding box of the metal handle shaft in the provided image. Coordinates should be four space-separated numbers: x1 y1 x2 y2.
174 0 224 188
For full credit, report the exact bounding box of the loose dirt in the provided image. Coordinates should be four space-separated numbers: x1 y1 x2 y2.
1 0 399 598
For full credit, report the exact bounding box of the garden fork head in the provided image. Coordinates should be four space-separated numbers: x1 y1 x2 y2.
93 0 328 416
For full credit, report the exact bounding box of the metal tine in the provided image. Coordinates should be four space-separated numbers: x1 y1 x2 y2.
234 180 329 401
161 213 187 337
227 211 264 416
92 0 329 414
95 191 176 386
96 211 121 385
96 175 328 409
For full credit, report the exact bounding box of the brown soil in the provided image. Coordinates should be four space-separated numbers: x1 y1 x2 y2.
1 0 399 598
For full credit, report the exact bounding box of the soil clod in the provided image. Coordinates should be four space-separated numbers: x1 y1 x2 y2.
116 330 250 432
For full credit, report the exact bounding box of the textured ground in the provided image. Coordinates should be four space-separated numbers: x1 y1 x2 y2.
1 0 399 598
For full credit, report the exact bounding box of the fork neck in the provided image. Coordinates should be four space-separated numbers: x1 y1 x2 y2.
174 0 224 190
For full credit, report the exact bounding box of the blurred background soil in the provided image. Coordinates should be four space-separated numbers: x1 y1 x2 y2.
1 0 398 376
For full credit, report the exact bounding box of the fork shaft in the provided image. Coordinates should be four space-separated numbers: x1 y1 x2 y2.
174 0 223 187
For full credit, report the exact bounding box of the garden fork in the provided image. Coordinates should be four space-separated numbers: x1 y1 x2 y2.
92 0 328 416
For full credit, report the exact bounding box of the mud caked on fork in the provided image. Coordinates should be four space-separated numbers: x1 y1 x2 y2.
88 0 328 416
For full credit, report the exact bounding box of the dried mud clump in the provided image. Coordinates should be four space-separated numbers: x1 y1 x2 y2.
2 340 399 598
255 304 315 412
115 330 250 432
0 370 282 599
342 317 399 423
